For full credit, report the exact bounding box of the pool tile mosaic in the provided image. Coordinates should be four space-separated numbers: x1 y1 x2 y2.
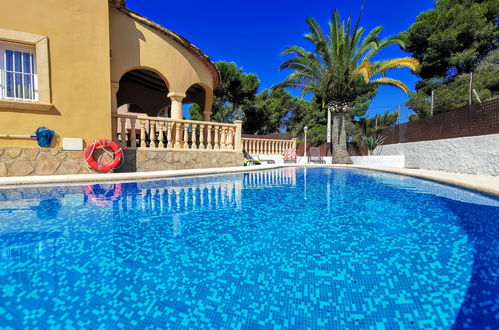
0 168 498 329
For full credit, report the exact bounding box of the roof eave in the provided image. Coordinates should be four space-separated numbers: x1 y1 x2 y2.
108 1 220 88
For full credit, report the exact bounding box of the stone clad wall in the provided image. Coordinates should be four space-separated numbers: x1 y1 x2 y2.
118 149 243 173
0 148 91 176
0 147 244 177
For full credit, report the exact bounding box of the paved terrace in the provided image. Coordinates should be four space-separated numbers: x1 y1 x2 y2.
0 165 498 197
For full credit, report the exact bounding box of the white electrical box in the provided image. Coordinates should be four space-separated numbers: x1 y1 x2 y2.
63 138 83 151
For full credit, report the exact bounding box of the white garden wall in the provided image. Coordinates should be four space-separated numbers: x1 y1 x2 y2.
376 133 499 176
350 155 405 168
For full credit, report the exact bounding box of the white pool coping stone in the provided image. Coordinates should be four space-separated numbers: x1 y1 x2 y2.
0 164 498 197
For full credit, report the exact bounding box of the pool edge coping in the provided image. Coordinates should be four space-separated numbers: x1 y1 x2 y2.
330 165 499 198
0 164 498 197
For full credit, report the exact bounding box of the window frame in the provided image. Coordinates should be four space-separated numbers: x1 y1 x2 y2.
0 28 52 111
0 43 38 102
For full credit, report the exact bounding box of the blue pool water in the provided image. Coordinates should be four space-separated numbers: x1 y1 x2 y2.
0 167 498 329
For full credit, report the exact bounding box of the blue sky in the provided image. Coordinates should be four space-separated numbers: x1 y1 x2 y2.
127 0 434 121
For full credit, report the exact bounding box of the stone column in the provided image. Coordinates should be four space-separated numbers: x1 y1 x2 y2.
167 92 186 120
233 120 242 151
202 110 212 121
111 82 119 140
202 92 213 121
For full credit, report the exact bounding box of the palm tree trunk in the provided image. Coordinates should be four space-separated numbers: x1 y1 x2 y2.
327 106 332 155
331 112 352 164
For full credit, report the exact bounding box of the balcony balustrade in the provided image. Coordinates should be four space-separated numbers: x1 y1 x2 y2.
112 114 242 151
242 137 296 155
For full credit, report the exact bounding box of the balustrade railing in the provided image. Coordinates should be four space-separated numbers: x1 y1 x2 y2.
242 137 296 155
243 168 297 186
112 114 242 151
116 181 243 218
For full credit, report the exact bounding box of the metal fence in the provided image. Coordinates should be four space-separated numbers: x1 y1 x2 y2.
380 98 499 145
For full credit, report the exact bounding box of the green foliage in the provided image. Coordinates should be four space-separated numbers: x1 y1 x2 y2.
212 61 260 123
362 135 387 155
349 89 377 118
304 125 328 143
188 103 203 121
350 111 399 141
241 87 330 142
404 0 499 118
404 0 498 79
407 50 499 119
242 88 294 134
208 61 323 138
285 98 326 142
275 7 417 158
276 9 417 107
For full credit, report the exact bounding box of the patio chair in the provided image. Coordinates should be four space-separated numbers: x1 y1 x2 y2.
255 155 275 164
308 147 325 164
243 150 260 166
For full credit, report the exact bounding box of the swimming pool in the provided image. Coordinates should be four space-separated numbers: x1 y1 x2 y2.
0 167 497 329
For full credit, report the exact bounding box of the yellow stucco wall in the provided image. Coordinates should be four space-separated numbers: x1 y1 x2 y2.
0 2 216 149
0 0 111 148
109 8 214 97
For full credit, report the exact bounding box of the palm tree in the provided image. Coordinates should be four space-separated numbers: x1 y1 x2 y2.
276 8 419 163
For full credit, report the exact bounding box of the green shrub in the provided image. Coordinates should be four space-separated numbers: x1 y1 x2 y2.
362 135 386 156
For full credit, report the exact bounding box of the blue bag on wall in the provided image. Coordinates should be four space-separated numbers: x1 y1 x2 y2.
36 127 55 148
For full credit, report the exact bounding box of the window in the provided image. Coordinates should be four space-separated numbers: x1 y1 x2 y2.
0 45 37 101
0 28 50 110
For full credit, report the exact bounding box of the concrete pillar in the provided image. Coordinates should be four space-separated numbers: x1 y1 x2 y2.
202 111 212 121
202 92 213 121
233 120 242 151
167 92 186 120
111 82 119 113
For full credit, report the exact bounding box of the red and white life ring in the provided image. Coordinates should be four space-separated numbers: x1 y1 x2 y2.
85 184 122 206
84 139 123 172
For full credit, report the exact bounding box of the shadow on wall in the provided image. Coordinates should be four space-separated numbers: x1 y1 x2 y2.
111 11 143 80
116 69 170 117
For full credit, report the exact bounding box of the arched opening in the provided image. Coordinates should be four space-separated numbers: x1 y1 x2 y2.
117 69 170 117
183 83 207 120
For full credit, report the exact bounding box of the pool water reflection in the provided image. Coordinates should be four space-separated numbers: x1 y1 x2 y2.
0 168 497 329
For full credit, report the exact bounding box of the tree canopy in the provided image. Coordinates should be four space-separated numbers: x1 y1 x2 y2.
275 8 418 162
407 50 499 118
404 0 499 119
210 61 260 123
188 1 498 140
404 0 498 79
276 10 418 107
242 88 293 135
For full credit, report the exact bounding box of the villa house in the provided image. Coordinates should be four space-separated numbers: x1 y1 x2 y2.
0 0 243 176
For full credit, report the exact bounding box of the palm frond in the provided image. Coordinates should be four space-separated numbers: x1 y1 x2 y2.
281 45 310 57
355 26 383 60
376 57 420 73
363 35 405 62
356 61 371 81
371 77 410 94
278 6 414 104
